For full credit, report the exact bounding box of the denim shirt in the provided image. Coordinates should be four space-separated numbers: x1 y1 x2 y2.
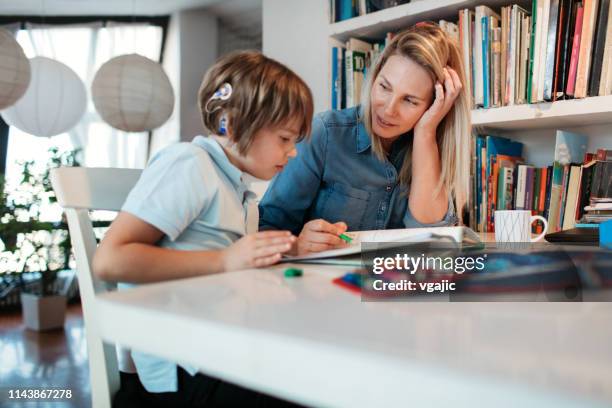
259 107 456 234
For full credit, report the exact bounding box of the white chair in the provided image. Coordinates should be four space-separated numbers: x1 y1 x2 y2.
50 167 142 408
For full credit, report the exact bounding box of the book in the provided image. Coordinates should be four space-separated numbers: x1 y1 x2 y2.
544 0 561 100
518 13 532 104
282 226 482 263
600 0 612 95
566 4 585 96
554 0 577 100
537 0 552 102
506 6 518 105
562 165 583 229
590 160 612 198
515 164 531 209
596 148 612 160
474 5 501 107
548 130 588 232
459 9 476 106
527 0 539 102
577 160 597 220
338 0 354 21
492 26 502 106
589 0 610 95
482 16 491 108
499 166 515 209
574 0 600 98
486 136 524 230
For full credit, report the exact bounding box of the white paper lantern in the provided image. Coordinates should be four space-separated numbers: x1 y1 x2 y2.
0 28 31 109
91 54 174 132
0 57 86 137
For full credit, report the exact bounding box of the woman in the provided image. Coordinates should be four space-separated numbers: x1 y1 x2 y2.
259 23 471 255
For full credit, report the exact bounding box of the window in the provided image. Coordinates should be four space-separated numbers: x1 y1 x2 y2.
4 22 164 222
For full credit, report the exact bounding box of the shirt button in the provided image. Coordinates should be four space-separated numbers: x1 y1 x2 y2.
386 185 392 192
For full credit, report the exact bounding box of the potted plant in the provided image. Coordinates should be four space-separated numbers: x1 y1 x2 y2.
0 147 80 330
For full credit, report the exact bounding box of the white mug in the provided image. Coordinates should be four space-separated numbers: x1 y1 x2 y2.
494 210 548 242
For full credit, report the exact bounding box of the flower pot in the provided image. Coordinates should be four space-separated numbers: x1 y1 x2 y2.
20 292 67 331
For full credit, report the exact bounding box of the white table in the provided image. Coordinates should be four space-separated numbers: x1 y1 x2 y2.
95 262 612 407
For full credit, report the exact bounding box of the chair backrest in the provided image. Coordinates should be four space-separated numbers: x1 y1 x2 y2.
50 167 141 408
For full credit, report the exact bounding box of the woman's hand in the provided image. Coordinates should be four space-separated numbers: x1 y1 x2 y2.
414 66 463 137
222 231 296 271
296 219 348 255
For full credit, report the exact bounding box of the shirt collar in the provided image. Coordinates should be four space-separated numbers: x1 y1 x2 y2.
191 136 253 195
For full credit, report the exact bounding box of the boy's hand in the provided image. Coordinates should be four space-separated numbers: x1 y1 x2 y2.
296 219 348 255
222 231 296 271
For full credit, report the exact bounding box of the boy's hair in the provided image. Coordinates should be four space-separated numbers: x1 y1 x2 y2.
199 51 314 154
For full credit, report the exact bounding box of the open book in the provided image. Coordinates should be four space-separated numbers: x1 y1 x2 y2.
282 226 481 263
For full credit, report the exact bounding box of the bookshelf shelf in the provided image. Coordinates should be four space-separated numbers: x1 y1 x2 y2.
329 0 530 42
471 95 612 130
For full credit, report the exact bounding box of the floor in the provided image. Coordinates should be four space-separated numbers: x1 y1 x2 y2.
0 303 91 408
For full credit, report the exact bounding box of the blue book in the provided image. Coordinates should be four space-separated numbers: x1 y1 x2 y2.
482 16 490 108
339 0 354 21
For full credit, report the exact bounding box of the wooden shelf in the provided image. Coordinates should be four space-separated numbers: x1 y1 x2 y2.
329 0 530 42
471 95 612 130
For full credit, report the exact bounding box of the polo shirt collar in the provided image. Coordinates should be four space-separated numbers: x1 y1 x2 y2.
191 136 252 194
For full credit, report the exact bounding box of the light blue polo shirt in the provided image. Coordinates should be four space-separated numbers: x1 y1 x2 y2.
119 135 257 393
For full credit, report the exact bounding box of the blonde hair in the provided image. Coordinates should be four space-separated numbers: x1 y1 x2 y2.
360 23 471 224
199 50 314 154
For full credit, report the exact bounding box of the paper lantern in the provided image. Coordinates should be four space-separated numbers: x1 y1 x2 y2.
1 57 86 137
0 28 31 109
91 54 174 132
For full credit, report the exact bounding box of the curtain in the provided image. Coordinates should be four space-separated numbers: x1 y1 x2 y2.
6 22 163 179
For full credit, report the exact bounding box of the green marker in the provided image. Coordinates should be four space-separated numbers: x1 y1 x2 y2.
339 233 353 244
284 268 303 278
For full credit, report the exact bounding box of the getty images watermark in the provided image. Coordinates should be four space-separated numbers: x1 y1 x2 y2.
356 242 612 302
371 252 487 294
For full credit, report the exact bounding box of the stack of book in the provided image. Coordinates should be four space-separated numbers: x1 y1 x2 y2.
330 37 386 109
579 152 612 224
459 0 612 108
469 130 612 233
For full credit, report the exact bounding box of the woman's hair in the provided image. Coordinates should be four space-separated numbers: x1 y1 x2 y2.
199 50 314 154
360 23 471 224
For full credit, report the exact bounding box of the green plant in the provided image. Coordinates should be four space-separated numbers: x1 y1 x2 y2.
0 147 81 296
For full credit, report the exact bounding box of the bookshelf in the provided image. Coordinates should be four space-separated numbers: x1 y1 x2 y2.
330 0 531 41
472 94 612 129
325 0 612 146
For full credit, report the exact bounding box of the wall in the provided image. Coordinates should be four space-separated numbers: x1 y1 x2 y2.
150 12 181 156
178 9 219 141
262 0 329 115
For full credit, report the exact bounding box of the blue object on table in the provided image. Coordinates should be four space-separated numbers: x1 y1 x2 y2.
600 219 612 248
575 223 599 229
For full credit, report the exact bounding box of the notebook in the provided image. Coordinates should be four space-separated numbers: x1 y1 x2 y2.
282 226 481 263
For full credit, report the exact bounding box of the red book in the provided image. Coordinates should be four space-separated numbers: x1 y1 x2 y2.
539 167 548 212
566 5 584 96
596 148 612 161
